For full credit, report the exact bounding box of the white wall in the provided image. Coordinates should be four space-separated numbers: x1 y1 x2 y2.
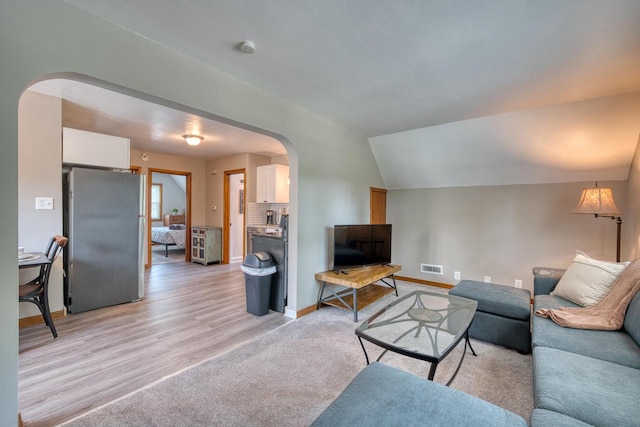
206 153 272 229
0 2 382 424
389 180 628 292
625 136 640 259
18 92 65 318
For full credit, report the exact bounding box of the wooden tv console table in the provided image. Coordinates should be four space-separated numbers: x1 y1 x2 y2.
315 264 401 322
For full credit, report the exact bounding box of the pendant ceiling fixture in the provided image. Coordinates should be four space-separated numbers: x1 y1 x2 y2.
183 134 204 146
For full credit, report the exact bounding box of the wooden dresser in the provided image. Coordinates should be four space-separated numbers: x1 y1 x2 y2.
163 214 185 226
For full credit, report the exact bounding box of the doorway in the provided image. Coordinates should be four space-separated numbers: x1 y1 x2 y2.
224 169 246 263
370 187 387 224
147 168 192 267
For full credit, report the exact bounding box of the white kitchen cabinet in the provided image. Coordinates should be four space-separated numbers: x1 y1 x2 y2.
191 226 222 265
256 164 289 203
63 127 130 170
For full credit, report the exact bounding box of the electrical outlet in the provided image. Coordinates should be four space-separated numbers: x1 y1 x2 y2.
484 276 491 283
454 271 461 280
515 279 523 288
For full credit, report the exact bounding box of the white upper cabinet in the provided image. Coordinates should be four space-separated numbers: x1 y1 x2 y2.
256 164 289 203
63 127 130 170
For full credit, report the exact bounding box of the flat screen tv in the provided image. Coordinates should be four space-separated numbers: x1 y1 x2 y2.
333 224 392 270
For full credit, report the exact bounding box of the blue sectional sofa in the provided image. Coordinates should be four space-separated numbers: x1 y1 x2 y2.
311 362 527 427
531 268 640 427
314 267 640 426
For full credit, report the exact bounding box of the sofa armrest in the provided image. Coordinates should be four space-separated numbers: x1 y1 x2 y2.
532 267 566 296
312 362 527 427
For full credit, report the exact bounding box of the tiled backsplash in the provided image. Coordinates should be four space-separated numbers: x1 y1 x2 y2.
247 203 289 226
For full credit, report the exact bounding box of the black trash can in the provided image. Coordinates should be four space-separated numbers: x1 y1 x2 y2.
241 252 276 315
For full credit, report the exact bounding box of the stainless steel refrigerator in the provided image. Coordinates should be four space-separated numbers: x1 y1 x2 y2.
64 167 145 313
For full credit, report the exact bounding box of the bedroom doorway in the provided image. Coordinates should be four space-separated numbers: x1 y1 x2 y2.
147 168 192 267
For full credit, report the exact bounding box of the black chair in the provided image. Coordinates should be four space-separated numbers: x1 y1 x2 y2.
19 235 68 338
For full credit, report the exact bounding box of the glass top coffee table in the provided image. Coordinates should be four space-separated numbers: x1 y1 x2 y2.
355 290 478 386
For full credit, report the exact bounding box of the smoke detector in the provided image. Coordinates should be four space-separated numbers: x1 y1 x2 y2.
239 40 256 54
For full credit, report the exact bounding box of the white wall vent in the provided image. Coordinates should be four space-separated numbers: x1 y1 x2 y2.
421 263 443 275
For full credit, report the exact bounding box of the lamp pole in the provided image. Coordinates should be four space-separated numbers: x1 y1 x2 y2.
616 216 622 263
595 214 622 262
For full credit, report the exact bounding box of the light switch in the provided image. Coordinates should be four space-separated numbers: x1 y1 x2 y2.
36 197 54 210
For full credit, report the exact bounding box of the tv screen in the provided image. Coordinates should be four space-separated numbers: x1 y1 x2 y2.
333 224 392 269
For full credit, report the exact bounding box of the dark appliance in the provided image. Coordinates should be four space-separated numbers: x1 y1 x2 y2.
279 213 289 238
251 214 288 312
266 209 275 225
332 224 392 270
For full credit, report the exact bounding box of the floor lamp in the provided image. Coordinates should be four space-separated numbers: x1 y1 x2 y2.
571 182 622 262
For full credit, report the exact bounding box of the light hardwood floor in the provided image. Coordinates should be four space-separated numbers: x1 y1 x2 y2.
19 262 290 427
151 245 185 265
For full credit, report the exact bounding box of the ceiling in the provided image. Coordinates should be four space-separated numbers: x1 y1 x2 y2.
38 0 640 188
29 79 286 160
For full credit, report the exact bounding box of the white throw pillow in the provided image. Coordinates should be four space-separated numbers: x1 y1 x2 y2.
551 251 629 307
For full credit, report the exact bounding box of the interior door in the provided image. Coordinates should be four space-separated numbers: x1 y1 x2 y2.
224 169 246 263
229 173 245 263
370 187 387 224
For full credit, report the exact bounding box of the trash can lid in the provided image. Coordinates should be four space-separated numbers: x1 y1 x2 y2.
243 251 275 268
241 264 277 276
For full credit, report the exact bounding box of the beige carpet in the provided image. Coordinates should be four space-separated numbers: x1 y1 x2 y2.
64 282 533 426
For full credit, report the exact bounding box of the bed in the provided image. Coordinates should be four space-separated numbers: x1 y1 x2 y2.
152 215 187 257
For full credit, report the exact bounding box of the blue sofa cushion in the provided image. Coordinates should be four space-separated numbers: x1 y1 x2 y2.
531 409 594 427
450 280 531 320
624 289 640 346
532 267 565 295
312 362 527 427
534 294 581 310
533 347 640 427
533 295 640 368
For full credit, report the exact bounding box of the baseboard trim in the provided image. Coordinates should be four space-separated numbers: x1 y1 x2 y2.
296 304 317 318
395 275 453 290
284 307 297 319
19 310 65 328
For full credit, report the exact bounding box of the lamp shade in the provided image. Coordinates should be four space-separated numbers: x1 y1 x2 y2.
572 185 621 216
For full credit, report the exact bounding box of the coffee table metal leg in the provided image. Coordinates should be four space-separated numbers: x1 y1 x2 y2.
317 283 357 320
358 336 370 365
353 288 358 322
428 361 438 381
443 331 477 386
378 274 398 297
316 282 327 310
467 333 478 357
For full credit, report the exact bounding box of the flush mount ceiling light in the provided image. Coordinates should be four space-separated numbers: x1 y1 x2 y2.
238 40 256 54
183 134 204 146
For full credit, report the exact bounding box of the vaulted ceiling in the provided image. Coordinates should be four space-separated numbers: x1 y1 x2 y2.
53 1 640 188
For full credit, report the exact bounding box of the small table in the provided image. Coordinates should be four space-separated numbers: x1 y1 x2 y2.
356 290 477 386
315 264 401 322
18 252 50 269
